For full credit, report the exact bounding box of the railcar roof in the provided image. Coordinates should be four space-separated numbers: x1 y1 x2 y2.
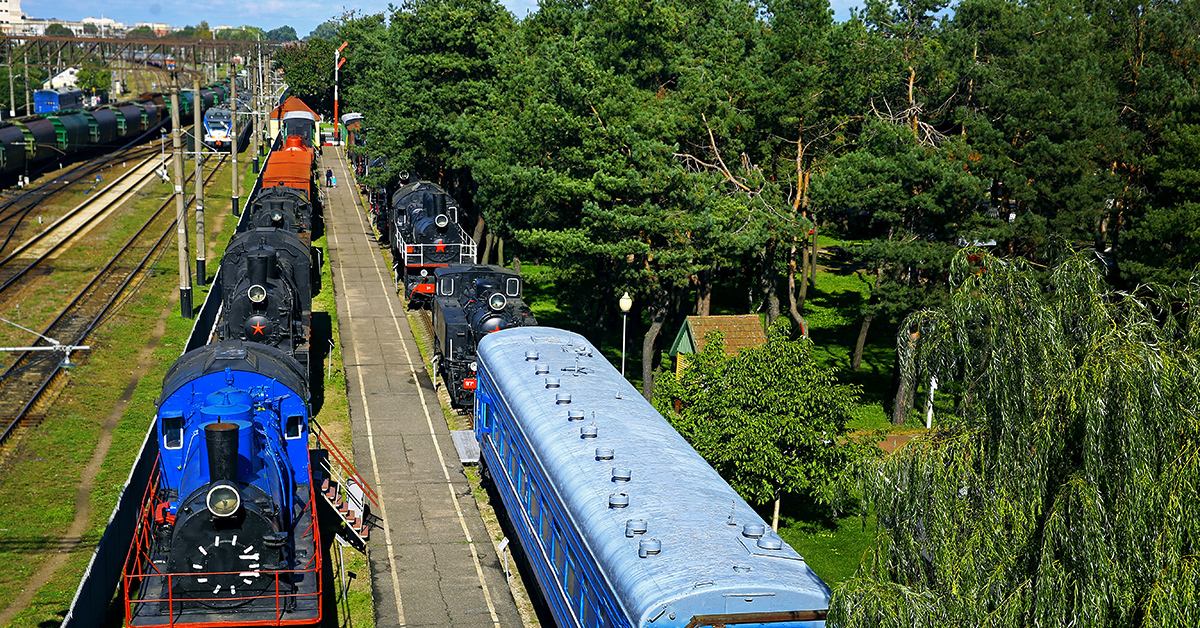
477 328 830 625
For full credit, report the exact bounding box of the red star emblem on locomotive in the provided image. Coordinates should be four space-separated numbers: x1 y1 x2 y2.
251 321 266 335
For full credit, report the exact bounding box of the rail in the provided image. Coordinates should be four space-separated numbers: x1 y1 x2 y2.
0 155 228 448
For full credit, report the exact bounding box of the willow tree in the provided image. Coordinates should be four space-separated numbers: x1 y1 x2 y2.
831 249 1200 627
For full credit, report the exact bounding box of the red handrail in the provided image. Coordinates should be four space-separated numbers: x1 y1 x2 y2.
310 418 379 507
123 468 325 627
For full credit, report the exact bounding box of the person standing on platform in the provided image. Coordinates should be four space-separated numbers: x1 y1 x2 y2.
326 168 334 188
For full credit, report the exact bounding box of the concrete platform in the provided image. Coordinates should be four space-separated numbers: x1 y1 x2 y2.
322 149 522 628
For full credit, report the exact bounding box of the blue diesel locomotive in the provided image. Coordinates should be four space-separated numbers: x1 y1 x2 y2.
474 328 831 628
123 340 323 626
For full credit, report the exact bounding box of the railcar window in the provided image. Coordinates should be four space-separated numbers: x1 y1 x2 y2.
285 415 303 440
439 277 454 295
567 559 580 604
539 498 552 541
529 483 539 523
506 277 520 297
162 412 183 449
553 524 566 576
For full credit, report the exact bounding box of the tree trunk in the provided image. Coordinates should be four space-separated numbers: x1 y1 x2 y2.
513 257 521 274
786 245 809 338
808 225 818 289
481 232 494 265
852 267 885 370
497 237 505 267
891 328 920 425
696 270 712 316
761 239 780 322
771 495 781 532
642 294 670 401
472 214 486 261
851 313 874 371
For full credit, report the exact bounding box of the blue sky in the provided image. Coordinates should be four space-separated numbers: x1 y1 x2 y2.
31 0 863 41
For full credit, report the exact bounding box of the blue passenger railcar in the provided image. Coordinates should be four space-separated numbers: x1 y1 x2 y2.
474 328 831 628
33 87 84 113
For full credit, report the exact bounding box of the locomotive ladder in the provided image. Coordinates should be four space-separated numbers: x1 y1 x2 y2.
311 418 378 552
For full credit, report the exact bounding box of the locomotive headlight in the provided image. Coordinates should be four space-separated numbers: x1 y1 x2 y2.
435 214 449 228
248 284 267 304
488 293 507 311
469 361 477 372
270 210 284 223
206 483 241 517
420 269 428 277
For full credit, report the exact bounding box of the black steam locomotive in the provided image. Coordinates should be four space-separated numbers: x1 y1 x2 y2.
217 227 317 372
249 184 314 238
431 264 537 407
390 181 476 302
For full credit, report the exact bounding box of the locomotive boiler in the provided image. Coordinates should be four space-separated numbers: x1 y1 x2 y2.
217 228 315 372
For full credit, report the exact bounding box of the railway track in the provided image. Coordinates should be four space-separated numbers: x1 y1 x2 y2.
0 122 170 257
0 155 228 449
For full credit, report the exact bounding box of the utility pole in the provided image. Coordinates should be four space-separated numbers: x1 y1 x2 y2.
194 75 206 284
230 65 239 216
252 39 261 173
254 41 264 172
7 63 15 119
334 42 347 144
169 85 193 318
22 50 29 115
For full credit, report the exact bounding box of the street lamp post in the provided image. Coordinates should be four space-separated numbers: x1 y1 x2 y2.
619 292 632 377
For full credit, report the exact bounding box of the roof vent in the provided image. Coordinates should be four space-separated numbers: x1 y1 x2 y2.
545 378 560 388
625 519 648 537
595 448 614 460
567 410 585 421
638 539 662 558
612 468 632 483
525 351 539 361
581 425 598 438
556 393 572 404
536 364 550 375
609 493 629 508
742 523 765 539
756 536 783 550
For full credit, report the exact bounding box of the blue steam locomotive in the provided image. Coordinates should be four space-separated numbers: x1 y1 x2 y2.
123 340 322 625
474 328 831 628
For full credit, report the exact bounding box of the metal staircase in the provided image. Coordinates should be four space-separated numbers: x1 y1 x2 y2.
312 419 378 552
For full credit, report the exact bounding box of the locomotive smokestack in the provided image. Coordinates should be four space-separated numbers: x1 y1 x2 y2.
205 422 240 483
248 254 269 288
435 193 447 216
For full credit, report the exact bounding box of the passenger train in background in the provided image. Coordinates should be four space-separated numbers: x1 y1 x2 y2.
33 87 84 113
475 329 832 628
203 98 253 153
122 97 331 627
